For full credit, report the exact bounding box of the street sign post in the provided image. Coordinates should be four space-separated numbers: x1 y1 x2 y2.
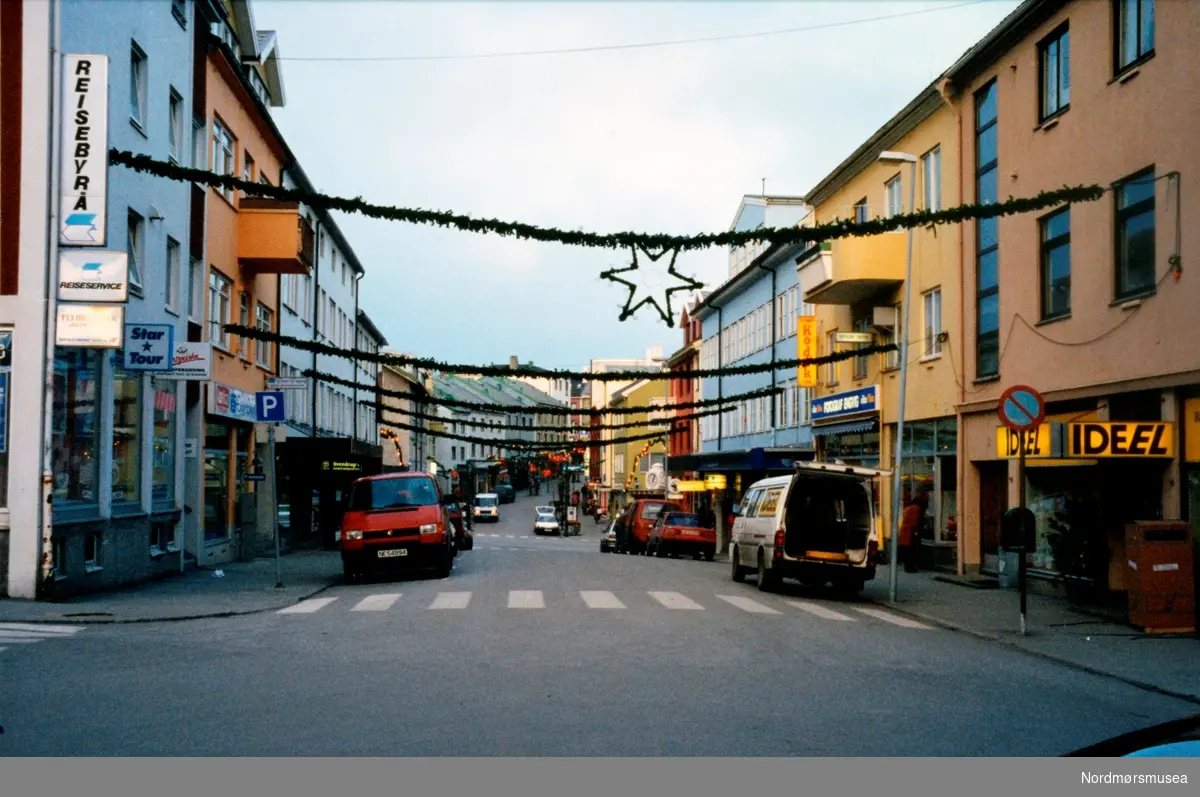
255 391 286 587
997 384 1044 636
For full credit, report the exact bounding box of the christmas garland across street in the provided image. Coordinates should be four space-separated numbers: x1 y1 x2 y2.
377 416 668 452
376 401 733 434
229 324 897 382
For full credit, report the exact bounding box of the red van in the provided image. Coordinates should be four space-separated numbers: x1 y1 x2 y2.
624 498 683 555
339 472 455 582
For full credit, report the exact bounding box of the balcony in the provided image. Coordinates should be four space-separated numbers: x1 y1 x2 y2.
797 232 905 306
237 199 314 275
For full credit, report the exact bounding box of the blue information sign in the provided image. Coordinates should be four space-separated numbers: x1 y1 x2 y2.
811 385 879 422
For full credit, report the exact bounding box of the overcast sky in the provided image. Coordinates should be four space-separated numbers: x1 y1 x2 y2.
253 0 1021 370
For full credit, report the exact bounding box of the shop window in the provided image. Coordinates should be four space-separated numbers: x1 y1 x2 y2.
51 349 101 508
152 382 178 505
112 364 142 504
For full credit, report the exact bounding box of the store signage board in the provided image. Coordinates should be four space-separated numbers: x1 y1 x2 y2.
997 384 1045 432
0 331 10 367
57 251 128 302
55 305 124 348
835 332 873 344
1066 422 1174 459
209 382 258 423
0 372 8 454
123 323 174 371
157 342 212 381
266 377 307 390
60 55 109 246
796 316 818 388
811 385 878 422
995 426 1052 459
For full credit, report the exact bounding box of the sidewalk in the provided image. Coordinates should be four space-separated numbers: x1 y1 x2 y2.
0 551 341 624
863 569 1200 705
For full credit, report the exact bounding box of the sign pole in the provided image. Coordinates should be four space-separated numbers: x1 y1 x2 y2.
1018 439 1027 636
997 384 1043 638
270 422 282 589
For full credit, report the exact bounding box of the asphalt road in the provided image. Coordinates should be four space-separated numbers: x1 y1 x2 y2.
1 491 1194 756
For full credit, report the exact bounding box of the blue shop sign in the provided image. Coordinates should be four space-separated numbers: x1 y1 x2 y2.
811 385 879 421
123 323 175 371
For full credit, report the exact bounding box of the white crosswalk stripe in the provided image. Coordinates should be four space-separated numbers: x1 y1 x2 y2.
580 590 625 609
648 591 704 610
0 622 85 654
852 606 932 629
429 591 471 610
0 622 83 635
785 600 858 622
351 594 401 612
508 590 545 609
278 597 338 614
716 595 781 615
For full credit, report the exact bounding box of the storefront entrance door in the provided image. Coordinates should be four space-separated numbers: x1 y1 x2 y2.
978 462 1006 573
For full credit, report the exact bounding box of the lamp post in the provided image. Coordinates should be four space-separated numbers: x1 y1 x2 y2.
878 150 918 604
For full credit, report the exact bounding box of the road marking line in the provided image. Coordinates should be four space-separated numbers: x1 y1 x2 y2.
429 591 471 610
716 595 781 614
277 597 338 614
648 591 704 610
0 636 45 644
351 593 401 612
0 628 72 638
508 590 545 609
852 606 932 629
580 590 626 609
0 622 83 635
784 600 857 621
0 647 7 653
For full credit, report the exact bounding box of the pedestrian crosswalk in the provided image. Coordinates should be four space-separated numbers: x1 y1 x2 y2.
274 590 932 629
0 622 86 654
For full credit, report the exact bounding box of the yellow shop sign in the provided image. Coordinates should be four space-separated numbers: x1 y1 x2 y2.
1066 422 1174 458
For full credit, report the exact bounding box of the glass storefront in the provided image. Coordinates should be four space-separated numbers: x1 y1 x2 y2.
112 363 142 504
51 348 101 507
152 381 178 505
822 430 881 468
204 422 230 542
900 418 958 544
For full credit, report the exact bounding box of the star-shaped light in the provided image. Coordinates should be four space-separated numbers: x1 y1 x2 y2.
600 246 705 327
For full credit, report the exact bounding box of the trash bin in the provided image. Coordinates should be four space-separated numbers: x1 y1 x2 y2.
1125 521 1195 634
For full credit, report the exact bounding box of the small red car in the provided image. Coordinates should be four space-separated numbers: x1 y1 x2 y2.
339 472 455 582
647 511 716 561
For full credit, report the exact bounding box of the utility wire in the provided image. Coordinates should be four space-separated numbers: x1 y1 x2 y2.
276 0 997 62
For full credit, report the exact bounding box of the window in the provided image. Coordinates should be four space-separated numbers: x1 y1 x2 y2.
826 330 839 384
188 256 203 323
882 303 901 370
209 270 232 348
1040 25 1070 120
885 175 903 217
922 147 942 211
166 238 181 310
211 117 235 201
256 304 275 369
112 363 141 504
1115 168 1156 299
854 198 868 224
1039 209 1071 319
130 43 147 127
853 316 871 379
239 292 251 360
923 288 943 356
168 89 184 162
171 0 187 26
242 151 255 196
127 210 144 289
248 68 271 106
51 349 101 507
975 80 1000 379
85 533 102 571
1115 0 1154 72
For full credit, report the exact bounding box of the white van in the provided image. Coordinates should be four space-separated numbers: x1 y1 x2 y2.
729 462 885 595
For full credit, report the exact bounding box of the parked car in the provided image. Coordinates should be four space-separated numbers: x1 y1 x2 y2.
473 493 500 523
444 501 473 551
1064 713 1200 757
533 509 561 536
338 472 456 583
496 483 516 504
536 505 556 517
647 511 716 561
730 462 883 595
600 521 617 553
623 498 683 555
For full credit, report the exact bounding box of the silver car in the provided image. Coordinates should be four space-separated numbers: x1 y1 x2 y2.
600 521 617 553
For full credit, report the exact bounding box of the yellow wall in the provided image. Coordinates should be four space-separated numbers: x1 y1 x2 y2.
614 380 667 492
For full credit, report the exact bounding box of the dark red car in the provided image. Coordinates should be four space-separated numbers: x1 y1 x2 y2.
646 511 716 561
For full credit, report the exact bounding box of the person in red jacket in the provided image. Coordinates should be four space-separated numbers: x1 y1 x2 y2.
899 495 924 573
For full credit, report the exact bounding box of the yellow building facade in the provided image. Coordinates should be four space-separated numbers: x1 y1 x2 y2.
609 378 669 502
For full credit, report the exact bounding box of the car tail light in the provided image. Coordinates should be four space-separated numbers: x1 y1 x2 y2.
773 529 785 561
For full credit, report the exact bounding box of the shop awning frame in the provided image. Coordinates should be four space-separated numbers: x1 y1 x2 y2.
811 418 880 438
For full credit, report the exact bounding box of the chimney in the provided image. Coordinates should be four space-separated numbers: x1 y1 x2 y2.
509 355 518 370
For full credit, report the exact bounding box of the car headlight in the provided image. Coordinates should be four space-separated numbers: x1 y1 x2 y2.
344 530 364 541
419 524 439 535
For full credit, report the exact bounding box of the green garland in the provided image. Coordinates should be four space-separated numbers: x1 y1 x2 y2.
321 369 781 416
377 400 732 433
230 324 897 382
110 149 1104 253
378 416 668 452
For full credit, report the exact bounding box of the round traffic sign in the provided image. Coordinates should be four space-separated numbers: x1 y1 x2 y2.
998 384 1045 431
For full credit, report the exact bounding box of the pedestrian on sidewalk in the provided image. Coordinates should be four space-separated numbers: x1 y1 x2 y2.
614 510 629 554
900 495 923 573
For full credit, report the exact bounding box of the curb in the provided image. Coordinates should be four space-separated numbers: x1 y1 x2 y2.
0 580 338 626
870 597 1200 707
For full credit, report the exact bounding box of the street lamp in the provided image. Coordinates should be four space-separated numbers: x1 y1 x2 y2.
878 150 918 604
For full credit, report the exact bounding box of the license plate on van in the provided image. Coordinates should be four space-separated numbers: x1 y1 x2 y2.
378 549 407 559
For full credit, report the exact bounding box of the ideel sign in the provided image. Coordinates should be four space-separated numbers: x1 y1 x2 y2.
1067 422 1174 458
796 316 818 388
995 426 1053 459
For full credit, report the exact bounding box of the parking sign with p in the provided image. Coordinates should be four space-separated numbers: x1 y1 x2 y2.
256 390 286 423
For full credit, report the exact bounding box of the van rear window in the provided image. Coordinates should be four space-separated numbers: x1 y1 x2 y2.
641 502 678 519
349 478 437 511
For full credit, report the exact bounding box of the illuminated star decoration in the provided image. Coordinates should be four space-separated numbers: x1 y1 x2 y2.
600 246 705 328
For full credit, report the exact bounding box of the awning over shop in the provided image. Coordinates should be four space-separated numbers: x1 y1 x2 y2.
811 419 879 438
668 446 814 474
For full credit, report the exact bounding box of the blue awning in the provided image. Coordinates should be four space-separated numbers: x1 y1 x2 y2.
811 419 878 438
